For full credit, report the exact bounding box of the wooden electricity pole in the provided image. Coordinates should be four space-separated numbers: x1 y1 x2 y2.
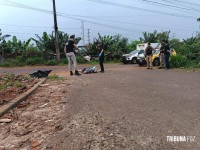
53 0 60 61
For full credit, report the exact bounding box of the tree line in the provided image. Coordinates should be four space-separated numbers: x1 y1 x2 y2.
0 29 199 68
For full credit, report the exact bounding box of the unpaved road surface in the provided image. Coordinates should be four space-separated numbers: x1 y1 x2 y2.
44 64 199 150
1 64 200 149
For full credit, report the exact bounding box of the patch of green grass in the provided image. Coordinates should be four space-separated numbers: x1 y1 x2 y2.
0 74 30 90
0 80 22 90
48 75 65 81
0 84 7 90
86 61 99 65
14 81 23 88
23 75 31 80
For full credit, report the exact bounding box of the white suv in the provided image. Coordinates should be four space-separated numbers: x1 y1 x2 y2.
122 50 144 64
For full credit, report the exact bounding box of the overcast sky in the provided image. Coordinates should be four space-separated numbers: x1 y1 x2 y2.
0 0 200 44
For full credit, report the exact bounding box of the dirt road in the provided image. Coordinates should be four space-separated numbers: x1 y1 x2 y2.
42 64 199 150
1 64 200 149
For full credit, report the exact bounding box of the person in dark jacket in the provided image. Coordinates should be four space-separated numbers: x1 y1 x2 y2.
96 42 105 73
164 40 170 69
145 42 155 69
158 40 165 69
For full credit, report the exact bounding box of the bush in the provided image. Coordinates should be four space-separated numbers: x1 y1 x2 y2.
59 59 68 65
0 59 25 67
170 55 189 68
76 55 87 64
26 57 44 65
44 59 58 66
185 60 200 68
16 56 25 62
22 47 42 58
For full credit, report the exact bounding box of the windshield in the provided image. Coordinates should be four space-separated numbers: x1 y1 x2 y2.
129 50 139 55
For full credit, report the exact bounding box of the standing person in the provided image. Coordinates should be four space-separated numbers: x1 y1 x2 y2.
96 42 105 73
64 35 81 76
158 40 165 69
164 40 170 69
145 42 154 69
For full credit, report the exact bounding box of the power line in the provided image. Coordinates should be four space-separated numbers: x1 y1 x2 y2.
86 0 198 18
0 23 80 29
1 0 198 19
0 0 197 41
130 0 200 13
5 32 41 35
0 0 197 33
160 0 200 7
0 1 142 33
57 14 144 33
0 24 53 29
60 12 196 32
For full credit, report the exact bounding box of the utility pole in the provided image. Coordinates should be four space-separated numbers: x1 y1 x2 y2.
87 29 90 44
81 21 85 46
52 0 60 61
171 33 176 39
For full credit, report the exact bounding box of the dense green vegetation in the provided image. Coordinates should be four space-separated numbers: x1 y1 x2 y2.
0 29 199 68
169 36 200 68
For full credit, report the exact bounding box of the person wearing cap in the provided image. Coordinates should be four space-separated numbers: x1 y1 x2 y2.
164 40 170 69
96 42 105 73
145 42 155 69
64 35 81 76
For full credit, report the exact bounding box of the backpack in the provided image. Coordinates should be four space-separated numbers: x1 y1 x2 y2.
146 46 152 55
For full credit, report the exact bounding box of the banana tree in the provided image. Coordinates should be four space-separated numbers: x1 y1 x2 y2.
0 29 11 60
111 34 128 54
32 31 81 59
98 33 113 51
0 29 10 42
140 30 158 43
5 36 32 56
32 32 52 51
156 31 170 42
0 29 11 49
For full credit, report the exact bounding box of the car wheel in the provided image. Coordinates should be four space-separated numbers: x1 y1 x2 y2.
132 58 137 64
153 58 160 66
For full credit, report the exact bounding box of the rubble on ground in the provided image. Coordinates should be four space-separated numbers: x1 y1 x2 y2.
0 74 40 106
0 78 69 150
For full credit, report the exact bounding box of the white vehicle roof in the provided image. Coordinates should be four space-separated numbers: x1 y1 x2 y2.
137 43 160 50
